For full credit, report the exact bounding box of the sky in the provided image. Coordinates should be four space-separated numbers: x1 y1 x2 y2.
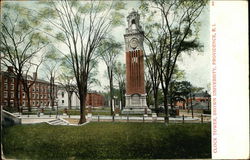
2 1 210 93
95 1 210 92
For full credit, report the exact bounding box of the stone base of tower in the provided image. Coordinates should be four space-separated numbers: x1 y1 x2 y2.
122 94 151 114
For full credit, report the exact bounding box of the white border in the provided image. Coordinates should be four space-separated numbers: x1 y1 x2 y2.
211 0 249 159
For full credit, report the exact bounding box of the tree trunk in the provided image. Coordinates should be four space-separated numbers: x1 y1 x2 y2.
79 78 88 124
163 91 169 123
153 88 159 115
52 79 55 110
14 77 21 112
68 92 72 109
109 69 114 115
79 91 87 124
161 79 169 124
27 91 31 112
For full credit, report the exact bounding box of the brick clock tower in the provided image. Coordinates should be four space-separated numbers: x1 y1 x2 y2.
122 10 151 114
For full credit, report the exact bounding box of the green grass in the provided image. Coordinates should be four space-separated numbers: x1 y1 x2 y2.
3 122 211 159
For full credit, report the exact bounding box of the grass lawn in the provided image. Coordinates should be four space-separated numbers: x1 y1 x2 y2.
3 122 211 159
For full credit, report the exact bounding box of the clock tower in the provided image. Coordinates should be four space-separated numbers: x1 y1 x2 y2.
122 9 151 114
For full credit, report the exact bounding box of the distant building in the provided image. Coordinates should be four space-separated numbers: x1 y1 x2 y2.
86 92 105 107
57 87 105 109
0 66 57 109
175 92 211 109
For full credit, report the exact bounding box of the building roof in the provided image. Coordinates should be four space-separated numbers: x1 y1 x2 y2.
1 71 50 85
194 92 211 98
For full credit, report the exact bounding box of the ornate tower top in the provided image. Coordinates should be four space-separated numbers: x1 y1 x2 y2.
125 9 143 34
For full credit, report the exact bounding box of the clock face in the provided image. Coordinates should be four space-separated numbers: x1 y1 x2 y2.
130 38 139 49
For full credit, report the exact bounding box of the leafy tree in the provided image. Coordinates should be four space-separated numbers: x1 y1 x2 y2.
169 80 192 110
139 0 207 123
144 54 161 115
39 0 125 123
57 64 76 110
114 62 126 110
0 3 49 111
41 47 63 110
98 37 122 115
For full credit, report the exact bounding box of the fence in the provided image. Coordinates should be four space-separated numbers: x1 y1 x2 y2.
88 114 211 123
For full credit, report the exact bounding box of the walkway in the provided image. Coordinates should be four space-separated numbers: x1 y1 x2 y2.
12 113 210 125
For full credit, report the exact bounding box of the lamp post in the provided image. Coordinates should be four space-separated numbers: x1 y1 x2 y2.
190 93 195 118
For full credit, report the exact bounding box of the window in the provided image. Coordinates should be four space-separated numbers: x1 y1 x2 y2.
33 101 35 105
22 93 25 98
62 100 64 104
11 78 14 83
44 95 46 99
3 101 7 106
4 92 7 98
4 84 7 90
10 84 14 90
11 92 14 98
36 94 38 98
32 94 35 98
4 78 7 83
62 92 64 98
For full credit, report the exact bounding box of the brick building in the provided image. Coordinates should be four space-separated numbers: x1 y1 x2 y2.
86 92 105 107
0 66 57 109
175 92 211 109
57 88 104 109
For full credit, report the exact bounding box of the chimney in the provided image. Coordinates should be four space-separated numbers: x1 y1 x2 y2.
33 72 37 80
7 66 14 72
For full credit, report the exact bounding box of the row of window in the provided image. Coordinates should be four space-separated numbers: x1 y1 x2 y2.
2 100 56 107
4 78 14 83
3 91 56 99
3 81 57 93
